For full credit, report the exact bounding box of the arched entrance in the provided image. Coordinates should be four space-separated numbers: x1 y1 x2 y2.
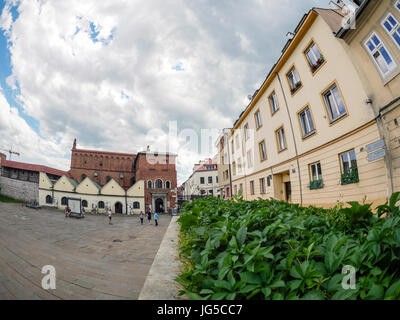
115 202 123 214
155 198 164 213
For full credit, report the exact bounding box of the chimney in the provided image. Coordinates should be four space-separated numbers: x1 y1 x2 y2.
286 32 295 40
72 138 77 150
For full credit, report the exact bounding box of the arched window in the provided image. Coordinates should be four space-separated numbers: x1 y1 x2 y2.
82 200 88 208
165 181 171 189
147 180 152 189
133 202 140 209
61 197 68 205
81 174 87 181
106 176 112 183
155 179 163 189
46 195 52 204
98 201 105 209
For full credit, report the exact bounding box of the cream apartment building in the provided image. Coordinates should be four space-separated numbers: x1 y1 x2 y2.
224 4 390 208
216 129 232 199
336 0 400 194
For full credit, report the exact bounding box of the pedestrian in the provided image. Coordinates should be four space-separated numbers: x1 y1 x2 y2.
139 211 144 225
65 206 70 218
147 210 152 224
154 212 159 226
108 208 113 225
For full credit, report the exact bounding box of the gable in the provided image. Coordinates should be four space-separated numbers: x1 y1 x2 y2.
76 177 100 195
39 172 53 189
54 175 77 192
127 180 145 197
101 178 125 196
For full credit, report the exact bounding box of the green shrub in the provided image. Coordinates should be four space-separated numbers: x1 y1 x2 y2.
176 196 400 300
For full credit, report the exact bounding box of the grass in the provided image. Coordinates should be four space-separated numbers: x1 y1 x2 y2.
0 195 26 204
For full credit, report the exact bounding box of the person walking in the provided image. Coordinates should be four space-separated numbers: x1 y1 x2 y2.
139 211 144 225
154 212 159 226
108 208 113 225
147 210 152 224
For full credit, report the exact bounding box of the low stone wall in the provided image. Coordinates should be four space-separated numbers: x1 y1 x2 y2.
0 176 38 202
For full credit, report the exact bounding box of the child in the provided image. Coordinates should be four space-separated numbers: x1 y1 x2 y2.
139 211 144 225
154 212 158 226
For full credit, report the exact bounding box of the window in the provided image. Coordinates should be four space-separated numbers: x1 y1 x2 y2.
61 197 68 206
250 181 255 195
232 162 236 176
364 32 397 77
309 162 323 190
244 123 250 141
81 174 87 181
200 177 205 184
226 187 230 197
82 200 88 208
259 140 267 162
106 176 112 183
298 106 315 138
287 67 302 94
235 135 240 150
260 178 266 194
267 175 272 187
155 179 163 189
133 202 140 209
381 13 400 49
269 91 279 114
216 176 218 183
98 201 105 209
339 149 359 185
254 110 262 129
165 181 171 189
208 176 213 184
238 158 242 172
276 127 287 152
247 150 253 168
305 42 324 73
234 185 238 195
147 180 152 189
46 195 52 204
231 140 235 154
397 0 400 12
221 155 225 165
209 190 213 195
323 83 347 123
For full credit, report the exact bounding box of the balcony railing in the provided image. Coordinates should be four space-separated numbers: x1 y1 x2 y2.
341 167 359 185
310 179 323 190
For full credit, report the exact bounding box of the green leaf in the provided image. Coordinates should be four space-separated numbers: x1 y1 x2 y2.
261 287 272 299
367 284 384 300
239 284 259 293
187 292 204 300
195 226 206 236
301 290 325 300
214 280 232 291
239 271 263 285
211 292 227 300
237 225 248 246
288 280 302 290
385 279 400 299
270 280 285 288
199 289 214 295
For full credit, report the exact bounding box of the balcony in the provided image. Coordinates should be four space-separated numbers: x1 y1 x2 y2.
310 179 323 190
341 167 359 185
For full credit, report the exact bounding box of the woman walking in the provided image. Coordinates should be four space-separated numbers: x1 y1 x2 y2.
108 208 113 225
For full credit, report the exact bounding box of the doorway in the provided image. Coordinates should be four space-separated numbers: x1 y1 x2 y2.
284 182 292 202
155 198 164 213
115 202 123 214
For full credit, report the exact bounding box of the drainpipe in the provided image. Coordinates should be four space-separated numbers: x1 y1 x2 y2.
276 72 303 206
125 190 128 215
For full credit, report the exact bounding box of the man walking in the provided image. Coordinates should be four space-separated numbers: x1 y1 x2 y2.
108 208 113 225
147 210 152 224
139 211 144 225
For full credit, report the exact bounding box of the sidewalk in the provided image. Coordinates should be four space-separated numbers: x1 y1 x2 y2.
138 216 187 300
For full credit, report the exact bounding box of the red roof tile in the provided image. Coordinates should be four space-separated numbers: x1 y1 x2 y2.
1 160 69 177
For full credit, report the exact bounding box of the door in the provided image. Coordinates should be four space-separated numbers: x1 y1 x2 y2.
284 182 292 202
115 202 123 214
155 198 164 213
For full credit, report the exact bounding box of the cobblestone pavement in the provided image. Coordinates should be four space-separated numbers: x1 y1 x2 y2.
0 202 172 300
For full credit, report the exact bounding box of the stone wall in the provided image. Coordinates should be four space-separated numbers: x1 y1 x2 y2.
0 176 38 202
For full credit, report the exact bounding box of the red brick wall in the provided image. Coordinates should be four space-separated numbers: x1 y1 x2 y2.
0 153 6 166
135 153 177 210
70 149 136 189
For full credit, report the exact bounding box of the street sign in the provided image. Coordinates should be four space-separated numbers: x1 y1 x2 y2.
367 148 386 162
366 139 385 153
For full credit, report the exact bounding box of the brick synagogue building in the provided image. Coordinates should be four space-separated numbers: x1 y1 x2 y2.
69 139 177 213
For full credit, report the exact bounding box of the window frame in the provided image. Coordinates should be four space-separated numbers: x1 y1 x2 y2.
396 0 400 13
275 126 287 153
259 178 266 194
254 109 262 130
321 81 348 125
232 162 236 176
244 123 250 141
308 161 324 190
303 39 326 75
247 149 253 168
364 31 397 79
250 180 255 195
286 65 303 96
208 176 213 184
339 149 359 185
297 104 316 139
259 140 267 162
268 91 280 116
381 12 400 50
200 177 205 184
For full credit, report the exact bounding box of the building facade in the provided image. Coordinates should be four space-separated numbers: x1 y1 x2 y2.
69 140 177 213
216 129 232 199
183 158 220 199
220 4 393 208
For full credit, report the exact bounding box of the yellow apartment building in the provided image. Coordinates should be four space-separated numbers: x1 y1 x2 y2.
336 0 400 194
222 4 392 208
216 129 232 199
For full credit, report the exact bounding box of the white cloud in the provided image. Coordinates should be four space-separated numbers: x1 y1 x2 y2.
0 0 329 184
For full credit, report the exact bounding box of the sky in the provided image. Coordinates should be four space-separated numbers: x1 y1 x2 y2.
0 0 352 184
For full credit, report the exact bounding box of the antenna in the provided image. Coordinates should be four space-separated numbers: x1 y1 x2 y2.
0 146 20 161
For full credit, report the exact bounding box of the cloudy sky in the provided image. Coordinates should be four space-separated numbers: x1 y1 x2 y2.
0 0 349 184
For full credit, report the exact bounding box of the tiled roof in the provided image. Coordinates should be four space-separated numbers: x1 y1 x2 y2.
1 160 68 177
